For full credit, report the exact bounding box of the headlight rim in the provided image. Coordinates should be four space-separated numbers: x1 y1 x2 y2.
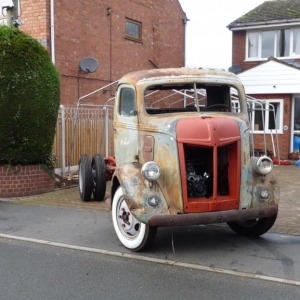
253 155 273 176
141 161 161 181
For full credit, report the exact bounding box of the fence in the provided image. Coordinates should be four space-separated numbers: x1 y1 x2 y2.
53 105 114 176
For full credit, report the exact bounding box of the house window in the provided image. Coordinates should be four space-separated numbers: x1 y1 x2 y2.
249 100 283 133
262 30 275 58
248 32 259 58
276 29 290 57
126 19 142 42
246 28 300 59
293 28 300 55
232 99 283 132
230 88 242 112
231 100 241 113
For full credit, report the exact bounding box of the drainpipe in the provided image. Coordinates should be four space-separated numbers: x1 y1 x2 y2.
107 7 113 95
183 16 190 67
60 105 66 177
50 0 55 64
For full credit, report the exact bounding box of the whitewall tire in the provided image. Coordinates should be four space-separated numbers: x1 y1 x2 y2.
112 187 156 252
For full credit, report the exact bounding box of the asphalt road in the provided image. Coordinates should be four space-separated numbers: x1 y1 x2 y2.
0 202 300 285
1 237 299 300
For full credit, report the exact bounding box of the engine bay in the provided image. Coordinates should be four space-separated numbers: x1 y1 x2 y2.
184 145 230 199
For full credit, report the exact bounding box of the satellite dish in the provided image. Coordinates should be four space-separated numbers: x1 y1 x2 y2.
228 64 243 74
79 57 99 73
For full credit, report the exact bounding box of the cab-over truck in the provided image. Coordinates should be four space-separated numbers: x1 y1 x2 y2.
78 68 280 251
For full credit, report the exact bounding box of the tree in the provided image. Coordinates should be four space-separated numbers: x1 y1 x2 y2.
0 26 60 167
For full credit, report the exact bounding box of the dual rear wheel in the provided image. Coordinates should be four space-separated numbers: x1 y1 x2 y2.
78 154 106 202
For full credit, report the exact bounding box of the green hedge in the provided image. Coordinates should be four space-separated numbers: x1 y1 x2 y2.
0 26 60 166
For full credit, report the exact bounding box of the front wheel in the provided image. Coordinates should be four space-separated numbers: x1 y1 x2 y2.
112 187 157 251
227 214 277 237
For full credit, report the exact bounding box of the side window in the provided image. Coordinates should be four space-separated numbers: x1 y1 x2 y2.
119 88 136 116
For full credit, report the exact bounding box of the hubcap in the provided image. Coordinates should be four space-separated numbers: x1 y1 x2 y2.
116 197 140 239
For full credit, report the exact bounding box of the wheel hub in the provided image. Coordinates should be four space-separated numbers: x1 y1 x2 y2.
117 199 140 238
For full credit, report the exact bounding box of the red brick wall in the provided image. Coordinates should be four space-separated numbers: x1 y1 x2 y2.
20 0 50 51
232 31 300 70
0 165 54 197
20 0 185 107
152 0 185 68
251 94 292 160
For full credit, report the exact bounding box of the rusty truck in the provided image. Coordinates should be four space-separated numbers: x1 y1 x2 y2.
78 68 280 251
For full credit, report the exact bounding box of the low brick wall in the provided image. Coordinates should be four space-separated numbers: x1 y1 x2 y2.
0 165 55 198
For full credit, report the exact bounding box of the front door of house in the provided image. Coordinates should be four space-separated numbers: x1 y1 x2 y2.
292 96 300 152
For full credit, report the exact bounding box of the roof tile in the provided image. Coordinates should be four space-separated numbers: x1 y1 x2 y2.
228 0 300 29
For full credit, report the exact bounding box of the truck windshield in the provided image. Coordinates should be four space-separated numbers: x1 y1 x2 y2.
144 83 241 115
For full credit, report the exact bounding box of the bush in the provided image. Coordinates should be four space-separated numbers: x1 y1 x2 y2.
0 26 60 166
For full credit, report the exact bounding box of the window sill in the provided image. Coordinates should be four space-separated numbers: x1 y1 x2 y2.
245 58 267 62
125 36 143 44
245 56 300 62
252 131 283 134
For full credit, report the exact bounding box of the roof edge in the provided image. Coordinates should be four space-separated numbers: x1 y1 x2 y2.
228 18 300 30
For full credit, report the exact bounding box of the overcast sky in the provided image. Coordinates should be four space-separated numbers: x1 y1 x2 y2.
179 0 265 69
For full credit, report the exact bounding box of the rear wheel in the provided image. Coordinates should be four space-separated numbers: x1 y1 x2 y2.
112 187 157 251
78 154 93 201
227 214 277 237
92 154 106 201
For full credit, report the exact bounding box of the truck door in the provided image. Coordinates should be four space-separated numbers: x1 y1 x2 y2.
114 85 138 166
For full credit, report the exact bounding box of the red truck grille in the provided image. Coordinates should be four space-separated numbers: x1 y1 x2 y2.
176 117 241 213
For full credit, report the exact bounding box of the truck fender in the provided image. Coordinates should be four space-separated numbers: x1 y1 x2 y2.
111 162 170 224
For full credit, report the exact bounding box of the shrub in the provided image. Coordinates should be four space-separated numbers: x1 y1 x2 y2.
0 26 60 166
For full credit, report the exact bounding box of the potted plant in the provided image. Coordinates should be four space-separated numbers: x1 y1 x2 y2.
288 151 300 160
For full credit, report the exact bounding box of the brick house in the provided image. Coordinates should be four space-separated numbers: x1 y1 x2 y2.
7 0 187 107
228 0 300 160
0 0 187 170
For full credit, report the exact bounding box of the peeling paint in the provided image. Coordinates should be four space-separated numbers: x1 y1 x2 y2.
111 68 279 226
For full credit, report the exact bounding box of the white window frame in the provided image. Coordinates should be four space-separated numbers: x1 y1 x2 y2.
232 99 283 133
245 28 300 61
231 100 241 113
250 99 283 134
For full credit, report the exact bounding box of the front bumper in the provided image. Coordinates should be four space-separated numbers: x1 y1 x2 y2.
148 205 278 227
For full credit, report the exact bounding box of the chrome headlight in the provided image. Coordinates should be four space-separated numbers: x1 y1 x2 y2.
141 161 161 181
260 189 270 199
147 195 161 207
252 156 273 175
